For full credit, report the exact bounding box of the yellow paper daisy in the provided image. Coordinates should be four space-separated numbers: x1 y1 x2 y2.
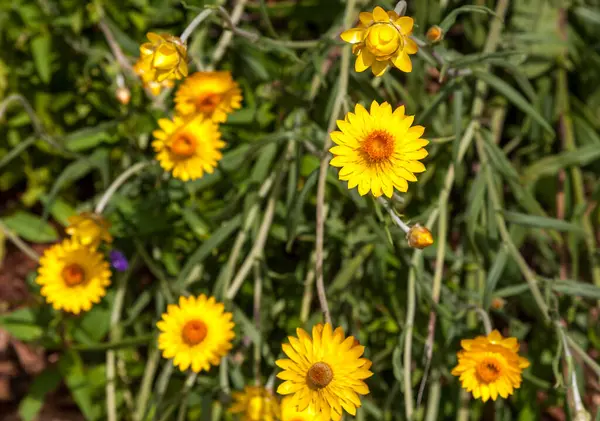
329 101 428 197
276 323 373 421
281 396 316 421
152 114 225 181
229 386 280 421
139 32 188 82
341 6 418 76
451 330 530 402
65 212 112 248
157 295 235 373
174 71 243 123
36 239 111 314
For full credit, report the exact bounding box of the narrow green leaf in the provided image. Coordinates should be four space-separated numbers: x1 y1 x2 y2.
522 144 600 184
0 307 44 341
417 77 463 124
329 244 374 293
500 210 584 234
552 280 600 300
483 248 508 310
2 211 58 243
472 70 554 135
286 168 318 250
176 215 243 289
59 350 98 420
63 122 116 152
31 34 52 83
439 5 499 33
18 367 62 421
448 51 527 69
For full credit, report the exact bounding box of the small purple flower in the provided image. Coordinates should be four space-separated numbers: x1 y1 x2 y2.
110 250 129 272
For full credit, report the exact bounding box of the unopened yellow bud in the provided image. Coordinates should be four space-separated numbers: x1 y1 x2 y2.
116 87 131 105
407 224 433 249
426 25 443 43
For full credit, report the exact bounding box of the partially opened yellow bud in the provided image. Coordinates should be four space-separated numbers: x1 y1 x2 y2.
133 59 175 96
139 32 188 82
66 212 112 248
426 25 443 43
406 224 433 249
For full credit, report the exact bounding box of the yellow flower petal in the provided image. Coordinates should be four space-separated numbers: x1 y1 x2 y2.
340 28 365 44
372 6 389 22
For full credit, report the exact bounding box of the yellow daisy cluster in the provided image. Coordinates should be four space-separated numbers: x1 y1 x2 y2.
133 32 243 182
36 212 113 314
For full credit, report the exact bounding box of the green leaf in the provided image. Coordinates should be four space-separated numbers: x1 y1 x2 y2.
19 368 62 421
329 244 374 293
63 122 116 152
552 280 600 300
0 307 44 341
438 5 499 33
286 168 318 250
500 211 585 234
483 248 508 310
59 350 98 420
176 215 243 290
471 70 554 135
522 144 600 184
2 211 58 243
31 34 52 83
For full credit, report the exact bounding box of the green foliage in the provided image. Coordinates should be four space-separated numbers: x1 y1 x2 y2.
2 0 600 420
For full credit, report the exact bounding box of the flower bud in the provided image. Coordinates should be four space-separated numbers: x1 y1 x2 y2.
116 87 131 105
406 224 433 249
490 297 505 310
139 32 188 82
426 25 443 43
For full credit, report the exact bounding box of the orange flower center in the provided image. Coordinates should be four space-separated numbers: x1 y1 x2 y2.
307 362 333 389
361 130 395 162
62 263 86 287
182 320 208 345
476 358 502 383
196 93 222 113
170 134 197 158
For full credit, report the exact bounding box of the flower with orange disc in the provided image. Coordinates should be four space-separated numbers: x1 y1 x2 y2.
175 71 243 123
152 114 225 181
157 295 235 373
451 330 530 402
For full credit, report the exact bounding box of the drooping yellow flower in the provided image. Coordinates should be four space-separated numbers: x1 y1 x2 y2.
175 71 243 123
139 32 188 82
451 330 530 402
341 6 418 76
276 323 373 421
36 239 111 314
65 212 112 248
281 396 316 421
229 386 280 421
133 58 175 96
152 114 225 181
157 295 235 373
329 101 428 197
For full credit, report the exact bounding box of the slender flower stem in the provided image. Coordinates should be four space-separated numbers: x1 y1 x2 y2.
209 0 249 69
557 323 586 415
378 197 410 233
98 20 134 74
225 143 291 300
180 9 214 43
176 373 198 421
134 348 161 421
0 220 40 262
315 0 357 326
474 307 492 334
95 161 151 214
253 262 262 385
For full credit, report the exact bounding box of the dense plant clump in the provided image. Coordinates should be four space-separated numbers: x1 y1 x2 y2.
1 0 600 420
